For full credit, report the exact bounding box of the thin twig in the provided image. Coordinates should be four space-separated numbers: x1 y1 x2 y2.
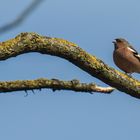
0 0 44 34
0 78 115 94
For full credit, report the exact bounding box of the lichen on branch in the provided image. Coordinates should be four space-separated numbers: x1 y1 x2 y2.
0 78 114 94
0 32 140 98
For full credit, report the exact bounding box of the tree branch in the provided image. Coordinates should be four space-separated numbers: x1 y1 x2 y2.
0 78 114 94
0 0 44 35
0 32 140 98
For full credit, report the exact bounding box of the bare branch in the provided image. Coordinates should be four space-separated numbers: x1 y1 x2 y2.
0 78 114 94
0 32 140 98
0 0 44 34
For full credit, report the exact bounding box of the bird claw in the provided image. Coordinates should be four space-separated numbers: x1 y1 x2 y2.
125 72 132 77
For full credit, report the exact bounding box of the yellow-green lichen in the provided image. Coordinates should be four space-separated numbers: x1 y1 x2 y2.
53 37 78 47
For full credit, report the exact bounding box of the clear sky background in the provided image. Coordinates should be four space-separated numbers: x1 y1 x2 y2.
0 0 140 139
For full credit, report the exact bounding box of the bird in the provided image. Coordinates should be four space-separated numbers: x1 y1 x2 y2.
112 38 140 75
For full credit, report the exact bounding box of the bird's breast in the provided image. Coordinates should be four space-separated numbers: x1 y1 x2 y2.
113 48 140 73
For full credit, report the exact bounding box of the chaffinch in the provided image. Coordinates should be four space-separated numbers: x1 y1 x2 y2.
113 38 140 74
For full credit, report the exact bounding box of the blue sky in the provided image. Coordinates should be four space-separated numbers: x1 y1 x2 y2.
0 0 140 139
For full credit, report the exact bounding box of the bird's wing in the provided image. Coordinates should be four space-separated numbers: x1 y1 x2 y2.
134 53 140 61
128 44 138 53
128 45 140 61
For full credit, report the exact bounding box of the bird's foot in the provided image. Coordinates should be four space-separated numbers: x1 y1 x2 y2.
125 72 132 77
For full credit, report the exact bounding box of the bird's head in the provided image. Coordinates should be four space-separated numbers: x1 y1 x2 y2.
112 38 129 49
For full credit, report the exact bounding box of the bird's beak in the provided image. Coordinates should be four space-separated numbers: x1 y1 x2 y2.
112 40 116 44
112 40 117 49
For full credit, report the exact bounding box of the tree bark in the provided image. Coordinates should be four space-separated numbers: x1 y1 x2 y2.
0 78 114 94
0 32 140 99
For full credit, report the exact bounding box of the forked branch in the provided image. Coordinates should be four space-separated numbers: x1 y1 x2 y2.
0 32 140 98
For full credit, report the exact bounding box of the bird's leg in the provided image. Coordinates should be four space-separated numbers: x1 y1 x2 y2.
125 72 132 77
